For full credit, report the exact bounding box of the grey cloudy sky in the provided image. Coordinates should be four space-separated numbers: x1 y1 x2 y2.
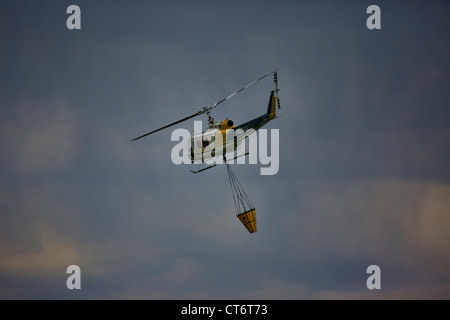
1 0 449 299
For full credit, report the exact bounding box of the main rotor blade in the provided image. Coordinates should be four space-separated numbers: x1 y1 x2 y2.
131 112 200 141
132 67 282 141
210 66 282 110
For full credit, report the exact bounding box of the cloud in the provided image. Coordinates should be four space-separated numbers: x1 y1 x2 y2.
1 98 79 174
271 179 450 295
2 175 448 299
0 1 449 300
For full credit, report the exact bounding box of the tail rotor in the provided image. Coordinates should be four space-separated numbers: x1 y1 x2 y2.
274 72 281 109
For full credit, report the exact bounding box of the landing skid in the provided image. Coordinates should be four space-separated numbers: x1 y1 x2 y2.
190 152 250 174
190 164 217 174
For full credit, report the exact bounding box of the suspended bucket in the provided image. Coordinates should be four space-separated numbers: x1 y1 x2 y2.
226 163 257 233
237 209 257 233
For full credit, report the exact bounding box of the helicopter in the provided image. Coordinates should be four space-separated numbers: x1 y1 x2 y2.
132 67 282 173
131 67 282 233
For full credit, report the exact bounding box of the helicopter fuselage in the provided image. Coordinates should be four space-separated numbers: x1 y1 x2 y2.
190 90 277 163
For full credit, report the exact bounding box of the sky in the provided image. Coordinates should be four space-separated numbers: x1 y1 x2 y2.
0 0 449 299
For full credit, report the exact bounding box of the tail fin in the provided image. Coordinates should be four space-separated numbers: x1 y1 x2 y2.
266 90 276 119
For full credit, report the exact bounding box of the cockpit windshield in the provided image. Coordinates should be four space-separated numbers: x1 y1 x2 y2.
192 130 216 151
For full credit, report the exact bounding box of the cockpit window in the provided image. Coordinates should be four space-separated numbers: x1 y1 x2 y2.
194 138 202 151
192 130 217 151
